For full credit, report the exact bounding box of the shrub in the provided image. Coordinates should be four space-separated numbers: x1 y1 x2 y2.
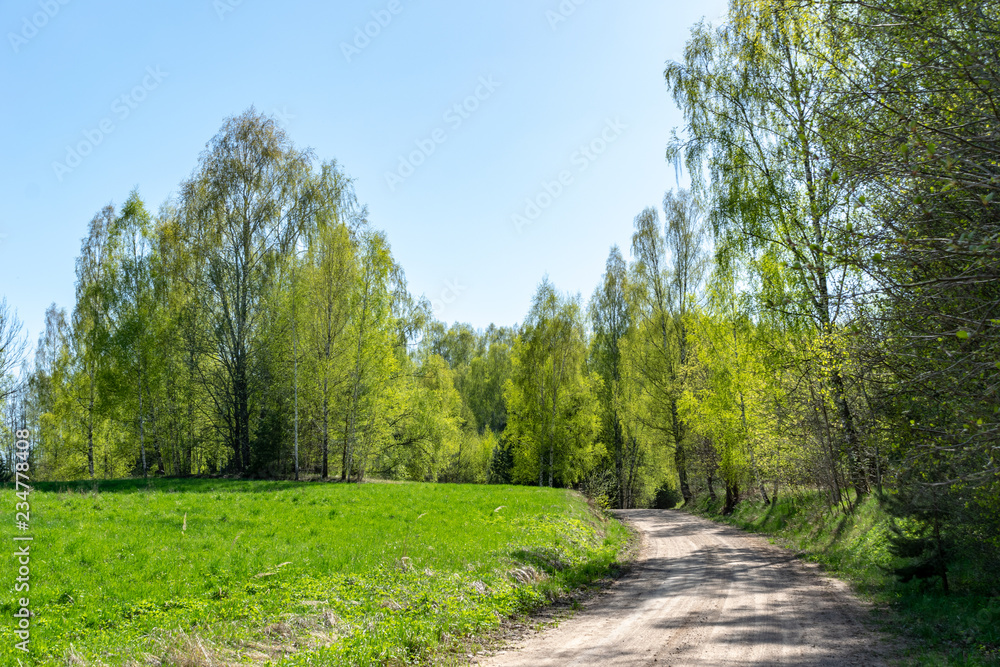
652 484 682 509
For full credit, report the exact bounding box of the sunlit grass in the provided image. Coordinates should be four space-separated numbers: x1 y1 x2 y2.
1 478 628 665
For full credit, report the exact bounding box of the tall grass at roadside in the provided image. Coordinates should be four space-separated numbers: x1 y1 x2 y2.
690 491 1000 666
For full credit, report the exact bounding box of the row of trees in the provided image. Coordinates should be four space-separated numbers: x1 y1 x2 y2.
0 106 711 509
653 0 999 584
5 110 502 484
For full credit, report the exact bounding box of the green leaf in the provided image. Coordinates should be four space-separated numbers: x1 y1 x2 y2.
956 330 970 340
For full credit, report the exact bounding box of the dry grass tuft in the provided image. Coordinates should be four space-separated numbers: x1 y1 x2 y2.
509 565 546 585
263 622 293 638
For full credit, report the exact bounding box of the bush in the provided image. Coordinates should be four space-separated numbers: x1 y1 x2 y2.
487 437 514 484
579 468 615 509
652 484 682 509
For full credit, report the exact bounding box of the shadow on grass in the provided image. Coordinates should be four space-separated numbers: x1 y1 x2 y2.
8 476 319 495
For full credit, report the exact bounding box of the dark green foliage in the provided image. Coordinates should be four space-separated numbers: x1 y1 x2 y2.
250 401 291 477
881 462 957 594
652 483 682 510
487 436 514 484
885 519 950 593
822 0 1000 578
722 480 740 516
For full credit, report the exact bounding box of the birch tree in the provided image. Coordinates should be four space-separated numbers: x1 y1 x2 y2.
179 109 313 472
665 2 869 496
72 206 115 478
505 279 598 488
590 247 643 508
630 192 708 502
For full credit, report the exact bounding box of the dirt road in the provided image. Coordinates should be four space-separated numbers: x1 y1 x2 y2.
482 510 894 666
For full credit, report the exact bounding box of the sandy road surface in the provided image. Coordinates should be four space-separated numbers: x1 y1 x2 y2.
481 510 894 667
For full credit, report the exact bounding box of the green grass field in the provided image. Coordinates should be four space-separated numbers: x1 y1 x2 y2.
1 478 629 666
690 492 1000 667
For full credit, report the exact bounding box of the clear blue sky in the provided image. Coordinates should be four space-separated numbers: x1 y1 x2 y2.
1 0 726 357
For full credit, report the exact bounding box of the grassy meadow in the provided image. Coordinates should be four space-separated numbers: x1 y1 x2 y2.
691 492 1000 667
1 478 629 666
